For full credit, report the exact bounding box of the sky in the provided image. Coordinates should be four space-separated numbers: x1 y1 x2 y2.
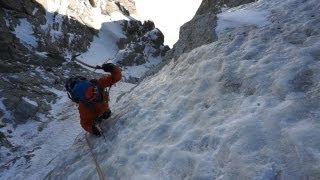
2 0 320 179
135 0 202 47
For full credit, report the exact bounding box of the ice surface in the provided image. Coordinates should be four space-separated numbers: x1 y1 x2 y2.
216 9 270 33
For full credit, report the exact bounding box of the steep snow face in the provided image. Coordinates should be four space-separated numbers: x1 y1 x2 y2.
76 21 125 66
48 0 320 179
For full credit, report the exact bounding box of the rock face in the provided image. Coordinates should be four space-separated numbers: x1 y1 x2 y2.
0 0 98 126
117 20 169 64
115 20 169 83
102 0 136 16
166 0 256 61
0 0 97 61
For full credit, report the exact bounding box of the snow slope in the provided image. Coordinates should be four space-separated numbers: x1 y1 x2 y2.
47 0 320 179
1 0 204 179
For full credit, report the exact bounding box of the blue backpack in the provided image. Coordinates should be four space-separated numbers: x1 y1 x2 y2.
65 76 103 106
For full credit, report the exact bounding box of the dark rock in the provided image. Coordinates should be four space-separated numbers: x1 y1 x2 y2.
117 37 128 49
172 13 217 60
0 131 13 148
0 61 24 73
89 0 98 7
143 20 155 32
115 2 130 16
0 109 3 118
117 20 168 67
292 69 314 92
3 95 20 111
0 0 23 11
14 97 39 124
118 51 146 66
2 118 11 124
161 45 170 56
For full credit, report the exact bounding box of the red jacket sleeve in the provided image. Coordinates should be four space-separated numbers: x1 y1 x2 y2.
98 66 122 88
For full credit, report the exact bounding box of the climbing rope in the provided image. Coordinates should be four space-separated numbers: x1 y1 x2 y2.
85 133 105 180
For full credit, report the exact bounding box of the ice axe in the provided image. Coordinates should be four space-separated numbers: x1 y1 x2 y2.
70 54 103 70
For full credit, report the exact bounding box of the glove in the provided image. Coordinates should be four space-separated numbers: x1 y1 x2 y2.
101 63 116 72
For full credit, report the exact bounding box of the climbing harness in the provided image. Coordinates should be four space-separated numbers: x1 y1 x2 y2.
85 133 105 180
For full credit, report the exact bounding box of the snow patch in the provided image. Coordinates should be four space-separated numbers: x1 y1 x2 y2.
4 17 10 27
216 9 270 33
32 8 38 16
14 18 38 49
77 22 124 66
22 97 38 107
35 51 48 58
0 98 14 120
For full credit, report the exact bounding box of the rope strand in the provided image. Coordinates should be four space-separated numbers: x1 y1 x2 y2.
85 133 105 180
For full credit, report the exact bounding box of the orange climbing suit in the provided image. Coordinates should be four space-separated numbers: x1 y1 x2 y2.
78 66 122 133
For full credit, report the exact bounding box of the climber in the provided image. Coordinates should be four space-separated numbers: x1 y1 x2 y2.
65 63 122 136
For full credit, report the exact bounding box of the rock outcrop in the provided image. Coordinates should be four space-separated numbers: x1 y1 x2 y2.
166 0 256 61
0 0 98 127
118 20 169 66
116 20 170 82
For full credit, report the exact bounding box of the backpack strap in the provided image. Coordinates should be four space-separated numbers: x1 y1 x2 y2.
89 80 104 103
